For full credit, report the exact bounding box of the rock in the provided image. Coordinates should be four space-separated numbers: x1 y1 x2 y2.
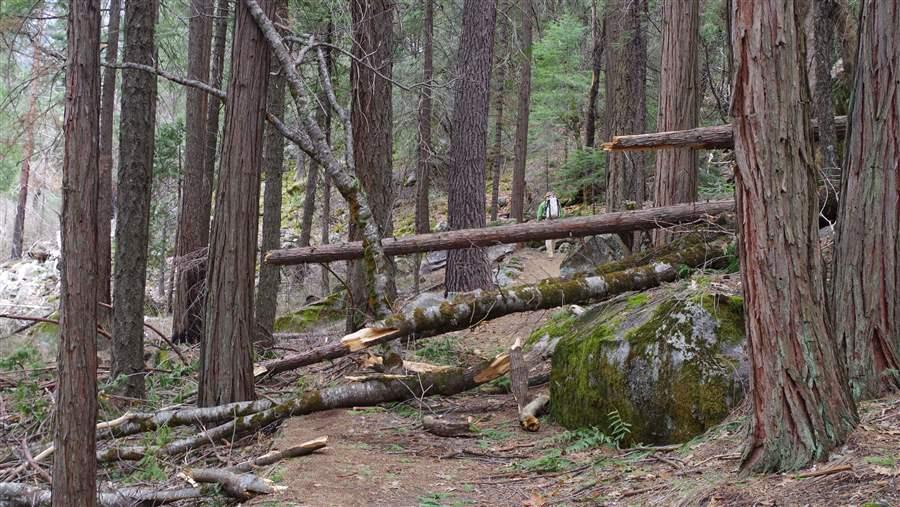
547 280 747 445
559 234 628 278
273 291 345 333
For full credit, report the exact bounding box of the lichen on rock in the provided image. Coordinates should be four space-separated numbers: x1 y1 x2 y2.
549 278 747 444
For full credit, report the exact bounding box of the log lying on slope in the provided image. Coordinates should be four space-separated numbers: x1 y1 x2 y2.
602 115 847 152
256 235 730 377
0 482 203 506
265 201 734 265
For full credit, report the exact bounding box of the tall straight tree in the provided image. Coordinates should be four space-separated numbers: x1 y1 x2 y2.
489 0 508 222
831 0 900 400
731 0 857 473
509 0 532 223
112 0 158 399
812 0 840 195
53 0 100 502
445 0 497 292
199 0 273 406
254 0 288 343
604 0 646 251
204 0 229 192
97 0 120 306
415 0 433 236
172 0 213 344
652 0 699 247
346 0 396 332
583 0 603 149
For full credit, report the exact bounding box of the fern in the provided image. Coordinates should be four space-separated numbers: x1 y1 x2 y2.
606 409 632 447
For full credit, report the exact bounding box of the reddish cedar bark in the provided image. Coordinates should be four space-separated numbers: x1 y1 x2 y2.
731 0 858 473
831 0 900 399
199 0 274 406
54 0 101 503
652 0 698 247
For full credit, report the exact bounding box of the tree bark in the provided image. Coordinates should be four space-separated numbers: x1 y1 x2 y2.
97 0 119 306
0 483 204 507
652 0 699 247
54 0 101 502
299 24 332 250
509 0 532 223
172 0 214 345
445 0 497 293
199 0 274 407
111 0 158 400
203 0 229 204
346 0 396 332
583 0 603 149
731 0 857 473
266 200 735 265
254 0 288 343
812 0 840 202
834 0 858 90
489 1 508 222
831 0 900 399
415 0 434 234
604 0 647 251
11 9 43 260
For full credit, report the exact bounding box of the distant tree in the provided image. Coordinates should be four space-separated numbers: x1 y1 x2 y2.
346 0 396 332
254 0 288 344
831 0 900 399
97 0 120 307
445 0 497 292
652 0 699 247
604 0 646 251
112 0 158 399
489 1 509 222
583 0 603 149
199 0 274 406
731 0 858 473
509 0 532 223
204 0 229 197
53 0 101 502
171 0 213 344
812 0 840 199
415 0 434 234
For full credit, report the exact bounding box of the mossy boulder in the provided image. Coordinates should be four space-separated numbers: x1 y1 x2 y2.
549 280 747 445
274 292 345 333
560 234 628 278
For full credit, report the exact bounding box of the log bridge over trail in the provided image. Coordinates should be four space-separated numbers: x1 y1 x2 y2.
265 200 735 265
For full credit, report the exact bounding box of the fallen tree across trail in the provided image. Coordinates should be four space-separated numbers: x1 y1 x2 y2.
0 482 204 506
256 235 731 377
602 115 847 152
265 201 734 265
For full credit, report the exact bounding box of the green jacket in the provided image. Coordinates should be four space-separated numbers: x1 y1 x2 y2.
537 197 563 220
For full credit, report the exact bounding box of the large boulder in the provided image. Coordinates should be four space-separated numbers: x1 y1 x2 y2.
547 279 747 445
559 234 628 278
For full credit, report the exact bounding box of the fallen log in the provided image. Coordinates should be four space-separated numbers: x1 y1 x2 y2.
265 201 734 265
422 415 476 437
0 482 203 506
256 235 730 378
185 469 274 500
602 115 847 152
520 394 551 432
100 355 510 463
225 436 328 472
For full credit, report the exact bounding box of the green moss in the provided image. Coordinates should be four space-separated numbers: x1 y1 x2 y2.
626 293 649 308
273 293 343 333
525 309 576 348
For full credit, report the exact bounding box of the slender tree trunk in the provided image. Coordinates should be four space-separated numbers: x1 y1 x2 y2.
320 174 331 295
605 0 647 251
112 0 158 399
583 0 603 149
731 0 858 473
254 0 288 343
831 0 900 400
199 0 273 407
158 217 168 301
652 0 699 247
834 0 858 88
813 0 840 196
415 0 434 234
97 0 119 306
172 0 214 344
445 0 497 293
347 0 396 332
54 0 100 502
489 1 508 222
11 9 42 260
509 0 532 223
204 0 229 195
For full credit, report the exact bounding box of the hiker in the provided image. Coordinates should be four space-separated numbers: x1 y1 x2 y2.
537 191 562 258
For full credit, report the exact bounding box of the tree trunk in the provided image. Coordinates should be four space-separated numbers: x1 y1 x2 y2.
731 0 857 473
834 0 858 90
203 0 229 200
111 0 158 400
54 0 100 503
509 0 532 223
415 0 434 234
831 0 900 399
813 0 840 198
445 0 497 293
583 0 603 149
254 0 288 343
97 0 119 306
489 1 508 222
652 0 699 247
199 0 274 407
11 9 43 260
604 0 647 251
172 0 214 344
346 0 396 331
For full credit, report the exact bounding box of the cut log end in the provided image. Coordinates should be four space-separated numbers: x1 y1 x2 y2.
519 394 550 432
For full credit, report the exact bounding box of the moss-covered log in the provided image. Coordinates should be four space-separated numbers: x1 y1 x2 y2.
256 235 731 377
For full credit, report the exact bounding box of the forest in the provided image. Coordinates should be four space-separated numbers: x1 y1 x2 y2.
0 0 898 505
